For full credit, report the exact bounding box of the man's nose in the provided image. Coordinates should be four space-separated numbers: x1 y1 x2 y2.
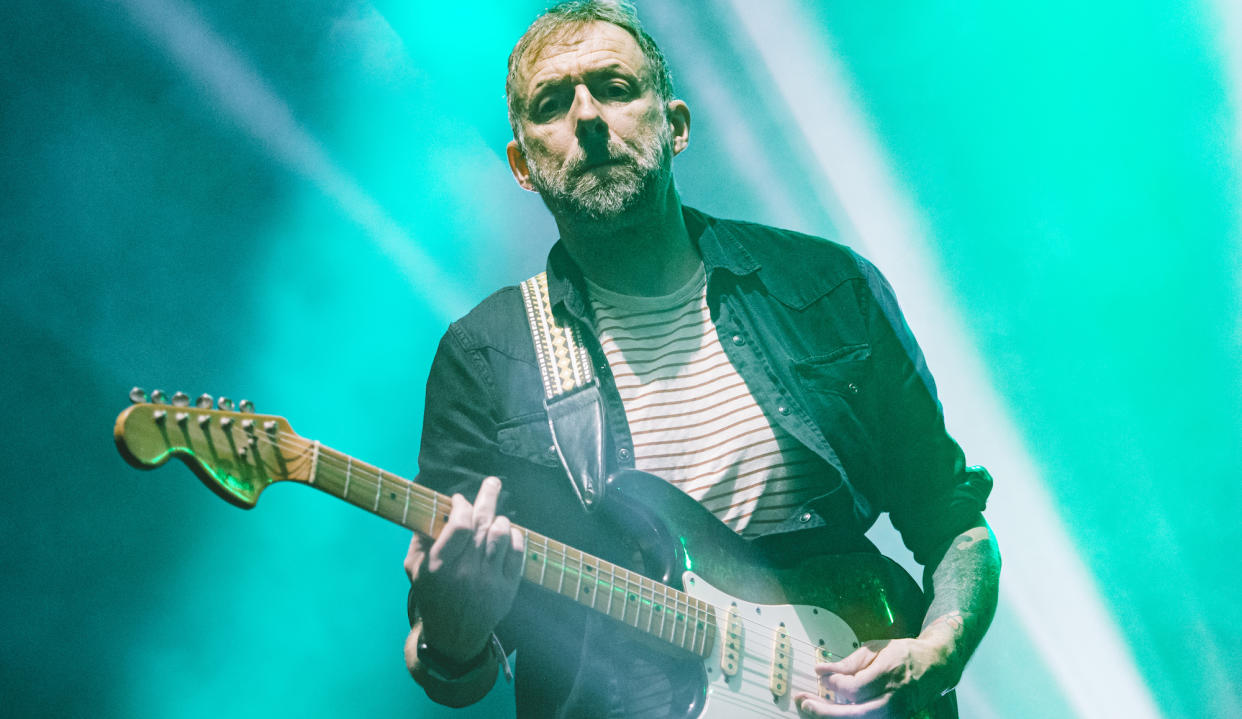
570 85 608 145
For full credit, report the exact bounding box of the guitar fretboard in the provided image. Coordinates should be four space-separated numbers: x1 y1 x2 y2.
283 437 715 657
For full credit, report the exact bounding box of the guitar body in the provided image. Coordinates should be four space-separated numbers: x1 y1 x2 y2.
600 469 956 719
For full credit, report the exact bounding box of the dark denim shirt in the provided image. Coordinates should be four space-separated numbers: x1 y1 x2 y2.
413 207 991 714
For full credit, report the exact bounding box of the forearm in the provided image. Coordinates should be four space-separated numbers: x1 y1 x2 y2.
918 519 1001 680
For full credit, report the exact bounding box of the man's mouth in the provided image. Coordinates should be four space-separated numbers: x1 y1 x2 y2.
581 158 619 171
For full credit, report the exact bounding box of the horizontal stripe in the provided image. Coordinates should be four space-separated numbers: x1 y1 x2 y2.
610 351 730 383
594 305 705 336
696 464 823 502
682 461 822 497
625 384 754 423
617 368 746 404
600 325 717 361
634 414 768 448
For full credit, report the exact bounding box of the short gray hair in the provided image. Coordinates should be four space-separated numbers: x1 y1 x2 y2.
505 1 675 139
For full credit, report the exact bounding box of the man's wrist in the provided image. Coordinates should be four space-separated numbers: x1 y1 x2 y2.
918 612 971 680
416 634 494 680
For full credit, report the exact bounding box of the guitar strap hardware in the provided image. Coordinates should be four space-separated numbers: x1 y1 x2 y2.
520 271 607 511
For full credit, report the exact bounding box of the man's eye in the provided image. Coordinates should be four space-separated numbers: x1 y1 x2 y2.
535 97 562 117
605 82 631 98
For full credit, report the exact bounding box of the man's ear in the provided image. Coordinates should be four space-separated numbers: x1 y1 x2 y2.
507 140 536 192
667 100 691 156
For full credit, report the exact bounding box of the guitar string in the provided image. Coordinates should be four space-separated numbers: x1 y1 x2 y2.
253 426 857 663
197 423 860 662
260 427 855 663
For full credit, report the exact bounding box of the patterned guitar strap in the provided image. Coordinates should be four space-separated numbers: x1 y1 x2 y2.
519 271 607 510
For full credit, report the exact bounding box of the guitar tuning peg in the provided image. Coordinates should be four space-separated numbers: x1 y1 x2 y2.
172 392 190 408
196 393 214 409
150 389 166 404
129 387 147 404
239 399 255 414
217 396 233 411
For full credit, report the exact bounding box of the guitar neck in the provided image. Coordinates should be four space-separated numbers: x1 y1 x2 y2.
299 440 715 658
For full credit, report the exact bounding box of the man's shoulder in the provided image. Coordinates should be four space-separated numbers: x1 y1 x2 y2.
446 284 532 361
701 211 869 304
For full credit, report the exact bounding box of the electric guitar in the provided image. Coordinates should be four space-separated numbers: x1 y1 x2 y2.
114 389 955 718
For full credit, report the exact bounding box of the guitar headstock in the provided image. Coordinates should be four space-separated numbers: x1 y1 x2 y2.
114 388 311 509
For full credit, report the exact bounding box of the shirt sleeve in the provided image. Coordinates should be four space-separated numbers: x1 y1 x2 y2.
854 253 993 565
416 322 504 499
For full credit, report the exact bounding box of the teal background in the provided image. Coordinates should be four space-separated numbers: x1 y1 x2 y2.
2 1 1239 717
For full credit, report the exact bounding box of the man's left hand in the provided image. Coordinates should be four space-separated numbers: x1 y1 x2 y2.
793 637 957 718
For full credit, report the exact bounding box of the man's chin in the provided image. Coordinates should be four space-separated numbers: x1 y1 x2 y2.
542 184 647 226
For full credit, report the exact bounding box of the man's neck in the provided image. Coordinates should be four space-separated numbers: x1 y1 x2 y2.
554 187 700 297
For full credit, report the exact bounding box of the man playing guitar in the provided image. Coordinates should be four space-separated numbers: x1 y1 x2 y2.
403 3 1000 717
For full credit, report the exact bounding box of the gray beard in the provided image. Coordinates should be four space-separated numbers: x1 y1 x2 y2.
524 125 673 227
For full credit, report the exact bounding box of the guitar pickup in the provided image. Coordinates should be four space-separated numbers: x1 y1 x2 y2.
769 622 791 697
721 602 742 676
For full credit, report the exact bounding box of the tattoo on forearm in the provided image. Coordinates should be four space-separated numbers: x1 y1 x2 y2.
921 524 1000 667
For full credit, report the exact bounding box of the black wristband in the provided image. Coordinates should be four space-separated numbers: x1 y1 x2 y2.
415 634 491 680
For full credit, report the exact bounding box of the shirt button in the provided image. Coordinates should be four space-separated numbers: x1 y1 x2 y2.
777 405 790 416
731 334 745 346
798 512 813 523
617 448 631 461
847 382 860 394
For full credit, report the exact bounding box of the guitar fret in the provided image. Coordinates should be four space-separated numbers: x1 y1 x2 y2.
558 546 568 596
308 441 320 485
402 482 411 527
687 601 697 653
606 563 615 618
645 578 654 634
573 548 583 600
672 592 684 648
343 456 353 500
587 557 598 610
657 585 667 639
621 571 631 625
373 469 383 512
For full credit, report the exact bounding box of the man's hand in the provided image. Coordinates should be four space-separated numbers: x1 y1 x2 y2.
404 476 525 663
793 636 958 718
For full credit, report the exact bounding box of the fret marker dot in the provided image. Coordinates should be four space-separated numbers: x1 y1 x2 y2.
389 492 396 500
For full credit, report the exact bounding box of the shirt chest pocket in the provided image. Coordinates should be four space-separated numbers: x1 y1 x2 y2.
793 344 871 394
496 415 561 468
791 345 875 446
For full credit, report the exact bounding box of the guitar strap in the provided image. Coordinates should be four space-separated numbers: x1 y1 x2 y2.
519 271 606 511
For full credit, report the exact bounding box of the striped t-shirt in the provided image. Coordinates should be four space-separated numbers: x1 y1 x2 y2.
586 265 822 537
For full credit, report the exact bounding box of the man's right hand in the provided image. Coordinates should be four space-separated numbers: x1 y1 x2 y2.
404 476 526 663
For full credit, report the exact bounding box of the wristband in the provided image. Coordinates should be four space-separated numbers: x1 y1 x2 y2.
416 635 492 680
407 588 513 684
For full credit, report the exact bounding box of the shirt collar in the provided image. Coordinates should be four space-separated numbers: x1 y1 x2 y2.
545 205 760 321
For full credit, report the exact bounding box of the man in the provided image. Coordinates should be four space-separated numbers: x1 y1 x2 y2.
403 2 1000 717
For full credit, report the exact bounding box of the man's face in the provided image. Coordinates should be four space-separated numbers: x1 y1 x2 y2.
508 22 677 224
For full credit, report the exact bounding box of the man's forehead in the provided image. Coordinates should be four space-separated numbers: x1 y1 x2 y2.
518 21 647 92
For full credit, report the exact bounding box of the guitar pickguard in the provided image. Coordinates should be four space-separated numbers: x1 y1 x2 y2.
684 571 859 717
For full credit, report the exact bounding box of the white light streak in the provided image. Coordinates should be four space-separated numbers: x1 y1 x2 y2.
113 0 470 319
726 1 1164 718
